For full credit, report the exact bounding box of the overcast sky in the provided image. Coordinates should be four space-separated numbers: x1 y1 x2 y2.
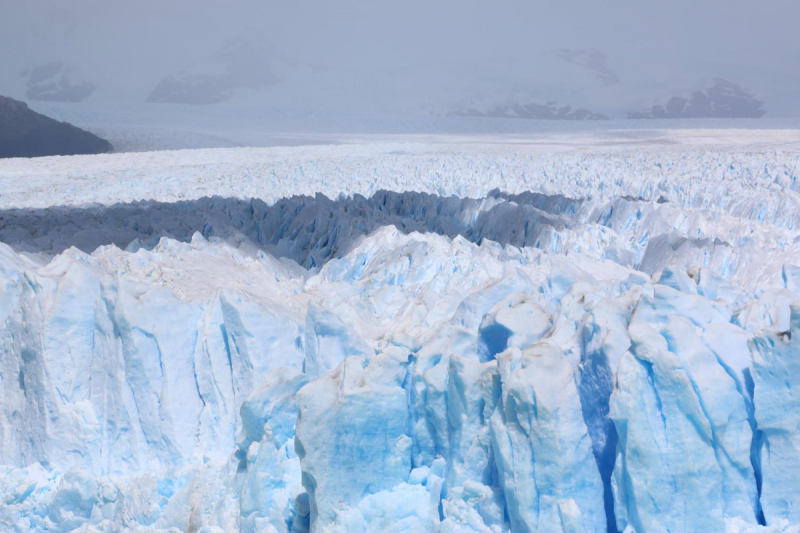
5 1 797 66
2 0 798 115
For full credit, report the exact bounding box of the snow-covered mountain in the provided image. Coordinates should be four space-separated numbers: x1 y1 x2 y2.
630 79 767 119
1 137 800 531
146 38 281 105
23 62 97 103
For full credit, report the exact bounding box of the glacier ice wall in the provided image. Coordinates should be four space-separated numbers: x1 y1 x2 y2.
2 147 800 532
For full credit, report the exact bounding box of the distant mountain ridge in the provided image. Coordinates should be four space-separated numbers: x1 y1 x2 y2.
449 100 608 120
147 38 280 105
630 79 766 119
0 95 112 158
24 62 96 103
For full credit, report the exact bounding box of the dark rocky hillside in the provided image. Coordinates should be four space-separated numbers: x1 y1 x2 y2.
0 95 112 158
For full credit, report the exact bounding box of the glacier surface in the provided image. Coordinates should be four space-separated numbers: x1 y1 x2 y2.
1 140 800 532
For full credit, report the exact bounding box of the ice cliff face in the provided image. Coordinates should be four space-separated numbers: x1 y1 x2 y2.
2 145 800 532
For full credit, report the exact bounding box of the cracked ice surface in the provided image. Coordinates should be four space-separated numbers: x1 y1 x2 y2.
1 140 800 532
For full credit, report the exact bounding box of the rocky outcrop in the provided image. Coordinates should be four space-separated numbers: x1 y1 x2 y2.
0 96 112 158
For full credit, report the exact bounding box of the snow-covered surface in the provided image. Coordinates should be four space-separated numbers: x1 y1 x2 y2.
2 133 800 531
3 127 800 209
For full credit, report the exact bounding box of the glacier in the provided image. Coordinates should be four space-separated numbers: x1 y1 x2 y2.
1 140 800 532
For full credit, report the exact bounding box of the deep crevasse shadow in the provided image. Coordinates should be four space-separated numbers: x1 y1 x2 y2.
0 189 583 269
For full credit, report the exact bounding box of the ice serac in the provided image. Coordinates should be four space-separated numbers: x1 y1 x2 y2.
577 288 638 533
303 302 373 379
294 350 435 531
750 303 800 525
440 354 504 531
0 240 307 480
611 310 759 531
236 367 308 533
491 342 606 532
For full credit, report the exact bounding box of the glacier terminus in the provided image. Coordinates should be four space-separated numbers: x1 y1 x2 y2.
1 138 800 532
